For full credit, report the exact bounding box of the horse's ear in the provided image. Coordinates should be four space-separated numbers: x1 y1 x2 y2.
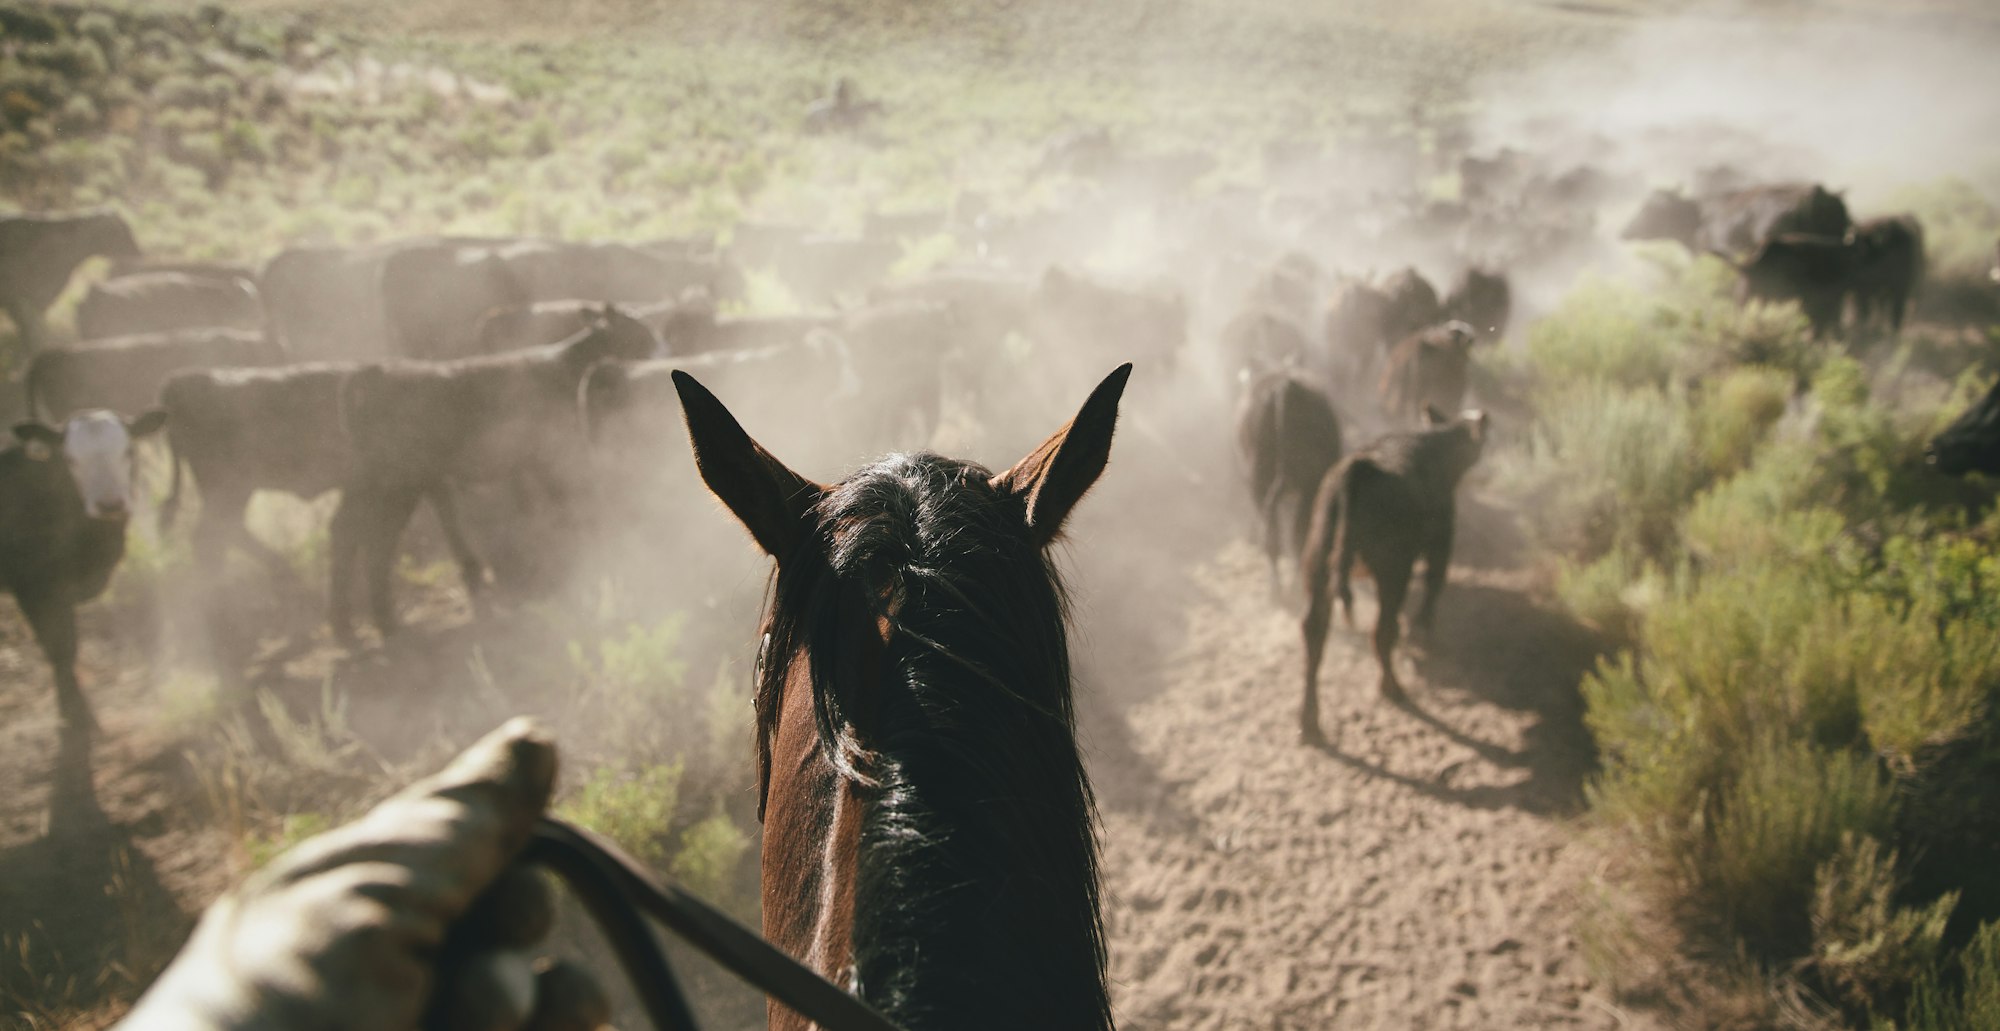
674 370 823 559
992 363 1131 546
1423 404 1448 427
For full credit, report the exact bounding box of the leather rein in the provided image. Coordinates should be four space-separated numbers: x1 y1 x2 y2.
525 816 903 1031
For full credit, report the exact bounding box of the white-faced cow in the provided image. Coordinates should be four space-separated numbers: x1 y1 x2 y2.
2 409 167 735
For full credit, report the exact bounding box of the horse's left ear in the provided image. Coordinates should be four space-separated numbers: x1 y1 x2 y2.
674 370 824 560
992 363 1131 546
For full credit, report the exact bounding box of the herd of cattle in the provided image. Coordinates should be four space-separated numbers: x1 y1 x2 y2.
0 155 1992 744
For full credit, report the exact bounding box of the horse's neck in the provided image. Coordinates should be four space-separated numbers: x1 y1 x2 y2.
847 726 1109 1028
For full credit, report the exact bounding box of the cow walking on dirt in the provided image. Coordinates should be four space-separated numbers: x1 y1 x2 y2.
327 309 658 642
1 409 167 737
1298 407 1490 743
1237 372 1343 595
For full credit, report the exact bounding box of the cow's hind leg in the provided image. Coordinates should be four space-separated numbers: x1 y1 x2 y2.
1413 520 1455 637
363 486 426 640
1373 556 1413 704
1261 477 1286 597
425 484 489 608
23 595 93 735
1300 550 1335 746
327 487 373 645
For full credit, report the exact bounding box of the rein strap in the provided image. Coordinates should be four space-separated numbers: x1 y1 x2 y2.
526 817 904 1031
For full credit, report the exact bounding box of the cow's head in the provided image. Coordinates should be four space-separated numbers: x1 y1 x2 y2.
13 409 169 521
1926 380 2000 478
82 211 141 260
560 305 667 371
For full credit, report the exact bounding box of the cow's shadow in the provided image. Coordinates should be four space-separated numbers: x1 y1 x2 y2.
0 728 189 1020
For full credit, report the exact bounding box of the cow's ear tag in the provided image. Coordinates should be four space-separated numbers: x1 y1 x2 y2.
23 440 52 462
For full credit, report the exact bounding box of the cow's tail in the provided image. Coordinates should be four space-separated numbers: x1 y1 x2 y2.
23 353 48 422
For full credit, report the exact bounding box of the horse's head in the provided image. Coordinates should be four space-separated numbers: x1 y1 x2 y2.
674 364 1129 1029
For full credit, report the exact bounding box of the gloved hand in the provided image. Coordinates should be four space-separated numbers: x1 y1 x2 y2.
119 718 610 1031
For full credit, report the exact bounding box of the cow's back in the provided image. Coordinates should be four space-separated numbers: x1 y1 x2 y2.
164 363 355 499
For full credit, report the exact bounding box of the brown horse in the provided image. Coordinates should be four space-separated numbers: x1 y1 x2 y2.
675 364 1128 1030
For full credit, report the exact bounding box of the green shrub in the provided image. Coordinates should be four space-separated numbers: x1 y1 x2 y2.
1705 737 1896 951
1692 365 1793 481
557 762 683 868
1811 833 1957 1012
1904 920 2000 1031
1500 381 1700 561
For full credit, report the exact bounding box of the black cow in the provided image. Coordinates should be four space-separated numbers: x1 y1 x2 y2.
1298 407 1491 741
2 409 167 735
1237 372 1343 594
1379 321 1479 424
382 239 733 360
328 310 659 641
1847 215 1924 332
1442 267 1511 342
26 329 283 422
1324 278 1395 381
1379 267 1444 341
1925 378 2000 477
0 211 141 355
1623 182 1850 258
158 362 484 600
1734 233 1855 338
1220 307 1314 384
77 271 264 341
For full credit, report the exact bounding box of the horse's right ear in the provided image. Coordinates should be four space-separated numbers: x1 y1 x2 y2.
674 371 824 559
992 363 1131 546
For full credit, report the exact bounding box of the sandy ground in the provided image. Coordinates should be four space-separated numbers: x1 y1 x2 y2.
1078 501 1663 1029
0 475 1666 1028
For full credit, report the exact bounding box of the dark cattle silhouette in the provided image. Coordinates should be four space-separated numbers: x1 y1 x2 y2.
327 311 659 641
1220 306 1314 383
382 239 735 359
1298 407 1491 741
0 211 141 355
1847 215 1925 332
26 328 282 422
76 271 263 341
1237 372 1343 592
1032 266 1187 380
1623 182 1850 258
1442 267 1511 341
1324 277 1395 381
1734 233 1855 338
2 409 167 736
157 363 485 636
1379 267 1444 341
1926 378 2000 477
1379 321 1479 424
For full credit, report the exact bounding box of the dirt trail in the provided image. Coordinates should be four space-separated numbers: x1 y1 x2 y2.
1082 504 1661 1029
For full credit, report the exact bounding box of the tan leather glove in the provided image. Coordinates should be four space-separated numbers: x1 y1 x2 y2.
119 719 610 1031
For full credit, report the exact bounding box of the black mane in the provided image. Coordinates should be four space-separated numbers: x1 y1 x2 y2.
757 450 1110 1030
